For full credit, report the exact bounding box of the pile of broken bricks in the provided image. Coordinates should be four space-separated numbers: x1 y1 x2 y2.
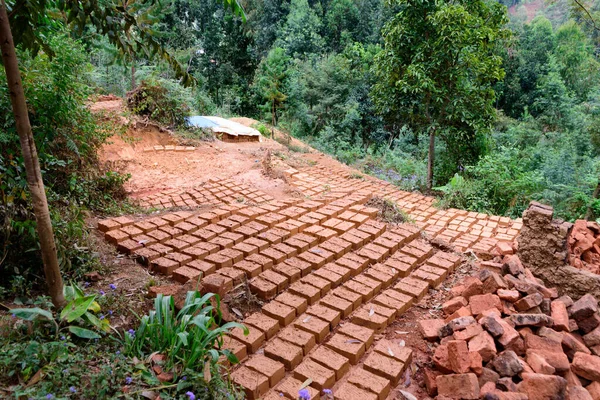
418 248 600 400
568 220 600 275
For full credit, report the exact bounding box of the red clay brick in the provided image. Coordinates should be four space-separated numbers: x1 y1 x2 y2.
276 292 308 314
298 251 326 270
278 326 316 355
264 338 303 370
244 237 269 251
219 335 247 362
274 376 320 399
363 352 406 385
284 237 310 252
335 382 378 400
294 314 330 342
246 253 274 270
105 229 130 244
150 257 179 275
273 263 301 283
260 270 288 292
313 268 343 287
283 257 312 277
230 325 265 353
324 263 352 281
301 275 331 296
320 294 353 318
172 266 202 283
347 367 391 400
344 280 375 302
325 333 366 365
263 301 296 326
293 358 336 391
310 346 350 380
249 277 277 299
289 282 321 305
245 355 285 388
187 260 216 276
217 267 245 285
338 322 375 348
234 260 262 278
245 313 280 339
231 366 269 400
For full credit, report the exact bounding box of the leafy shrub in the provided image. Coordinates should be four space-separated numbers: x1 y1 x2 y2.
125 292 247 372
127 77 195 127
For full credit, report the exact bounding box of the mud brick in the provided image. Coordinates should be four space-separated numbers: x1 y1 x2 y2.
420 264 447 284
335 382 378 400
245 355 285 388
295 233 319 247
364 268 393 288
352 307 388 331
347 368 391 400
173 221 197 234
340 232 364 250
394 277 430 301
150 257 179 275
308 303 342 328
233 225 257 239
385 255 417 277
273 263 301 283
234 260 262 278
230 325 265 353
159 225 183 238
172 266 202 283
217 218 241 231
325 333 366 365
242 313 278 340
116 239 143 254
244 255 272 273
163 239 191 252
256 214 280 228
249 277 277 299
186 216 208 229
205 224 227 236
315 227 337 243
278 326 316 355
371 263 401 281
263 301 296 326
333 286 363 309
217 267 245 285
231 366 269 400
335 258 364 276
109 216 133 228
98 218 121 232
313 268 343 287
345 253 370 270
412 268 443 287
298 251 326 270
344 280 375 301
221 231 244 245
204 252 232 268
357 224 381 239
328 237 353 255
302 275 332 296
319 295 351 319
322 263 350 281
132 220 155 233
338 211 357 221
264 338 303 370
289 281 321 305
192 228 217 241
364 243 389 260
197 242 220 254
367 303 396 324
260 248 286 264
293 358 336 391
284 237 310 253
220 248 244 264
354 275 383 294
177 234 201 246
323 217 343 230
275 376 320 399
165 251 192 266
374 339 413 366
133 247 160 265
209 236 235 250
105 229 129 244
400 240 433 263
276 293 307 316
219 335 247 362
339 322 375 348
275 221 300 235
244 237 269 251
181 245 209 260
269 243 296 259
146 217 168 229
259 231 283 245
260 270 288 292
202 274 234 296
363 352 405 385
309 347 350 381
246 220 268 233
161 213 184 226
373 292 410 316
282 257 312 277
131 234 158 247
298 215 319 226
147 243 173 256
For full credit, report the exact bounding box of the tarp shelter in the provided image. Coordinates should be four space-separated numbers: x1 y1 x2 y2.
186 116 262 142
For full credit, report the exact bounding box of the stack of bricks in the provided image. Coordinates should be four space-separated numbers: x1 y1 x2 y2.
132 178 274 209
142 145 196 153
418 244 600 400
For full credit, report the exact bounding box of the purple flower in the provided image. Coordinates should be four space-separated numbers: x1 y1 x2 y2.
11 314 15 318
298 388 311 400
116 350 121 355
46 395 53 399
323 389 332 394
186 392 196 400
83 282 90 288
60 336 66 341
99 314 105 320
69 387 76 393
127 329 135 337
99 290 105 296
125 377 132 385
109 284 117 290
108 310 113 315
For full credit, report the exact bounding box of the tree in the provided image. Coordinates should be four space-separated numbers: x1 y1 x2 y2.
254 47 290 135
275 0 324 58
0 0 243 307
372 0 509 189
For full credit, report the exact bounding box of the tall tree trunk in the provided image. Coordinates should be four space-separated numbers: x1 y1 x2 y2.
271 99 275 139
0 0 65 308
586 179 600 220
131 63 136 90
427 127 436 190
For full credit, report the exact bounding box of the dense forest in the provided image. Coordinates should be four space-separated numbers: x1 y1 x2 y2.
3 0 600 397
84 0 600 221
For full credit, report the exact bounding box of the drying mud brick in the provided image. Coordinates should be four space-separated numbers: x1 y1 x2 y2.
231 366 269 400
436 373 480 400
310 346 350 380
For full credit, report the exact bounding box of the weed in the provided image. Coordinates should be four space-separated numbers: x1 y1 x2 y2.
366 197 412 224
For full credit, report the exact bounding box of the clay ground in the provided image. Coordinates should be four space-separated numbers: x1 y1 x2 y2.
93 98 522 399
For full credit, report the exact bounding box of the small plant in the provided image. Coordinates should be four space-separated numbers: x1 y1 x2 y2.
366 197 412 224
10 284 111 340
125 291 247 373
349 172 364 180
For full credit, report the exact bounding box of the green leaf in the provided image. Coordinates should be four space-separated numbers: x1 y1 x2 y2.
11 307 53 321
60 295 97 322
68 326 101 339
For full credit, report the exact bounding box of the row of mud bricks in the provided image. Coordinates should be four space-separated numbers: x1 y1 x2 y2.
97 191 465 399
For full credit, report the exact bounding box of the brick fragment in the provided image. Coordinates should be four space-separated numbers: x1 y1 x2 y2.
436 373 480 400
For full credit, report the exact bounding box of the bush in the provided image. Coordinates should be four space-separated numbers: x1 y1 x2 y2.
127 77 195 127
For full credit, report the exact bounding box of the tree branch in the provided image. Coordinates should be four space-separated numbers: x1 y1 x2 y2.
573 0 600 32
